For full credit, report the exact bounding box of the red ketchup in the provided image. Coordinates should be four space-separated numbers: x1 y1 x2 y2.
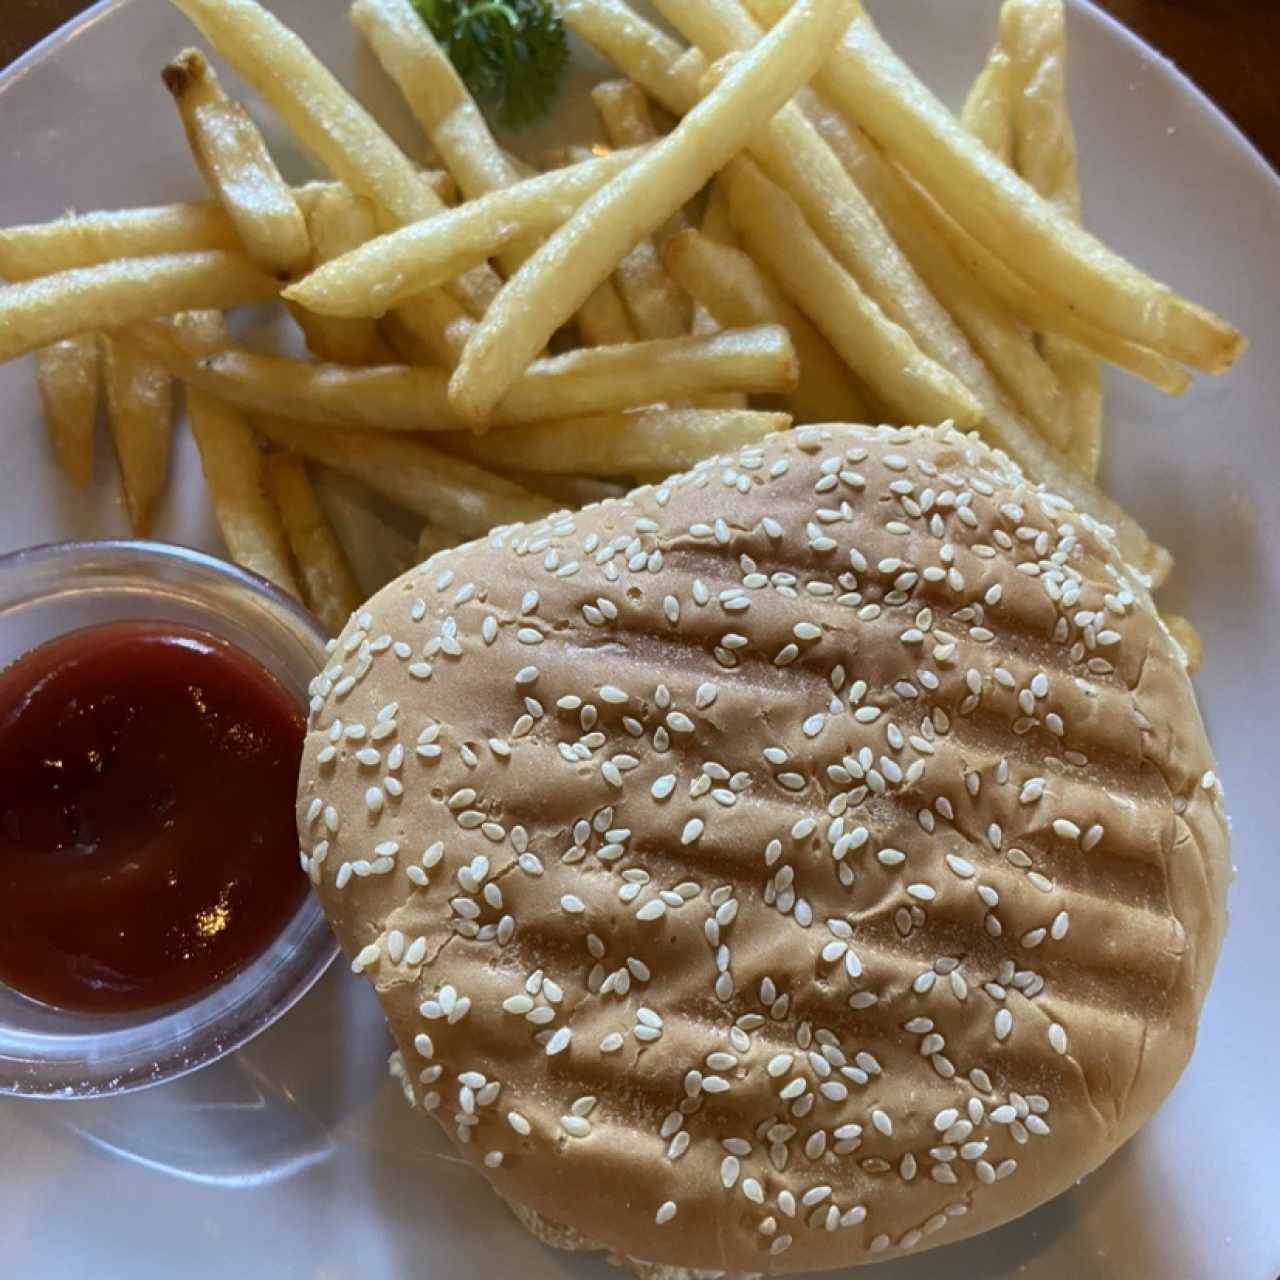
0 622 307 1013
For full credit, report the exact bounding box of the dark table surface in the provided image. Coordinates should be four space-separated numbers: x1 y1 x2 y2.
2 0 1277 170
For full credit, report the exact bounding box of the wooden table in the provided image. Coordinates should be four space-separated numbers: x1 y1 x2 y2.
3 0 1277 169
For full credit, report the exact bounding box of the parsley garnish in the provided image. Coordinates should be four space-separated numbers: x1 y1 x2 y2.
412 0 569 129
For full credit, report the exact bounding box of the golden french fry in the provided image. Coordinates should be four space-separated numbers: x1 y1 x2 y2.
663 228 871 424
558 0 703 116
566 145 689 341
747 0 1243 374
350 0 520 202
662 1 1032 426
781 103 1069 446
446 407 791 475
727 158 982 427
171 311 299 594
574 277 638 347
33 335 99 487
284 151 640 317
351 0 545 281
700 179 737 247
0 203 242 280
497 470 629 508
961 44 1015 164
264 452 362 634
1161 613 1203 674
540 153 638 347
163 48 311 279
354 0 647 358
802 98 1188 394
394 288 476 367
1000 0 1105 476
586 93 692 338
292 184 384 364
101 332 174 536
0 183 393 281
0 252 277 364
129 320 796 432
592 79 689 241
168 0 499 323
379 311 438 366
253 415 557 536
592 80 661 148
416 520 460 563
448 0 858 425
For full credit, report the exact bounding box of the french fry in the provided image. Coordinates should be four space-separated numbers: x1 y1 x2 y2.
353 0 640 358
802 97 1188 395
1000 0 1104 476
172 311 300 595
162 48 311 279
557 0 702 116
101 332 174 536
727 158 982 428
588 91 691 337
33 335 99 487
700 180 737 247
168 0 500 324
264 452 362 634
394 287 476 367
446 407 791 475
284 150 641 317
293 184 385 365
663 228 871 424
540 153 637 348
772 99 1068 446
351 0 550 282
498 470 629 508
351 0 522 202
659 1 1027 427
0 203 242 281
961 44 1015 164
253 415 557 536
486 324 797 421
379 311 438 366
592 80 663 151
0 181 453 281
129 320 797 432
568 143 690 341
447 0 858 425
0 252 277 365
1161 613 1203 674
746 0 1244 375
574 277 638 347
593 79 689 240
416 520 460 563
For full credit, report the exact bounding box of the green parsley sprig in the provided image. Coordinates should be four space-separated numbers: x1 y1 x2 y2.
412 0 569 129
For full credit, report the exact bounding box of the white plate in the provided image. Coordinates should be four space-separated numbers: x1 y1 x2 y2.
1 3 1277 1276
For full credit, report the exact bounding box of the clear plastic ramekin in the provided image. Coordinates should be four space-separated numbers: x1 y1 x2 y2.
0 540 338 1099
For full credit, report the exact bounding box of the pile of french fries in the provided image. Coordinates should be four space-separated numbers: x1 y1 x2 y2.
0 0 1244 637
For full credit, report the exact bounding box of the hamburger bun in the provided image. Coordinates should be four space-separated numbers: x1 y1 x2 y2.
297 423 1229 1273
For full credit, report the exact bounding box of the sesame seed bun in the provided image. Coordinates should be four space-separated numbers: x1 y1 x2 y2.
298 424 1229 1273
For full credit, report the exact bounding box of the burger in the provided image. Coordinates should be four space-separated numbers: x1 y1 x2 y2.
297 422 1229 1274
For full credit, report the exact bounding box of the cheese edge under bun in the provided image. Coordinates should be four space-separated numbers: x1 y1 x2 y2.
299 423 1229 1274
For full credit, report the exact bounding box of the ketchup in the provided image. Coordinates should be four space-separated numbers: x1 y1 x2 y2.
0 622 307 1013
